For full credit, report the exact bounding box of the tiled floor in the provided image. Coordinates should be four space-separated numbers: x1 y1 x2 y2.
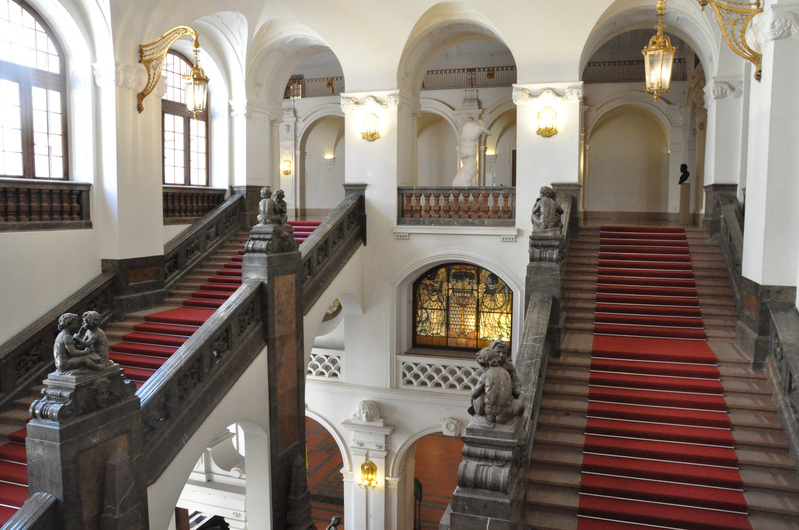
306 419 463 530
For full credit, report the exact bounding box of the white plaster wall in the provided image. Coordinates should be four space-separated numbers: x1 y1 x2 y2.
302 116 346 209
586 109 670 213
417 114 456 186
0 230 100 344
163 224 192 245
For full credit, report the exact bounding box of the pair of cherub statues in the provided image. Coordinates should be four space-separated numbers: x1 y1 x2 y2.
53 311 111 374
469 339 524 428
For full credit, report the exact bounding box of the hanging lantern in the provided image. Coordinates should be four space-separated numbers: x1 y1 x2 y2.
642 0 677 101
185 41 209 118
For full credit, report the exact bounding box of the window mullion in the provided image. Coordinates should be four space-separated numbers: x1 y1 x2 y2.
20 78 34 178
183 115 191 186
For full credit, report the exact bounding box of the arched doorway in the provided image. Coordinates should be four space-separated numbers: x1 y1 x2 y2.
413 433 463 529
306 416 345 529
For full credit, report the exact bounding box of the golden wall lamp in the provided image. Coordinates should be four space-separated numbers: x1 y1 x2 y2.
698 0 762 80
536 106 558 137
357 460 378 489
361 113 380 142
643 0 677 101
281 159 292 175
138 25 210 117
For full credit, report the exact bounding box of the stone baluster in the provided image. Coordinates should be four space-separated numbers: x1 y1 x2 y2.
500 192 511 219
402 192 413 219
422 192 431 218
17 187 28 222
480 192 490 218
441 192 451 218
40 188 50 221
490 191 500 219
0 188 5 222
470 192 479 218
461 192 471 219
61 190 70 222
431 192 441 218
450 192 460 218
70 189 80 220
29 188 40 221
412 192 422 218
6 186 17 222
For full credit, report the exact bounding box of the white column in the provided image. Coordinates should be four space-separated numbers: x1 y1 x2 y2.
513 83 582 231
742 8 799 287
244 101 276 188
229 99 248 187
703 77 744 187
278 100 298 209
341 413 394 530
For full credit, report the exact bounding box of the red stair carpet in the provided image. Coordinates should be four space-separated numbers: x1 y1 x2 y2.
577 226 752 530
0 221 321 523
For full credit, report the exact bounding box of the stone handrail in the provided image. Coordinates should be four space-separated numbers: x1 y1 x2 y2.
2 492 58 529
716 194 744 311
397 186 515 226
766 305 799 469
163 193 245 290
300 184 366 315
0 272 115 417
137 280 264 483
0 178 91 231
448 292 556 527
163 185 227 223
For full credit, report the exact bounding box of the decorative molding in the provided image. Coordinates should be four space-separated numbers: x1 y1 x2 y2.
229 99 248 118
704 78 744 107
440 417 463 437
307 350 341 380
114 62 146 92
399 356 480 392
340 92 400 113
92 63 115 88
512 84 583 105
762 9 799 42
392 225 518 240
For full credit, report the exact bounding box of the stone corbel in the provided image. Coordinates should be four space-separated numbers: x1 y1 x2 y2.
340 91 400 113
703 77 744 108
512 84 583 105
759 8 799 44
229 99 248 119
114 61 148 93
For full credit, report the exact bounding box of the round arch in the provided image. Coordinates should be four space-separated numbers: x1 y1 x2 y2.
306 408 352 472
585 90 678 143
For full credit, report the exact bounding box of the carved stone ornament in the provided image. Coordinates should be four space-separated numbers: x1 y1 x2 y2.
340 92 399 113
704 78 744 108
763 10 799 42
531 186 564 232
114 61 148 93
246 187 298 255
512 85 583 105
468 347 523 428
353 399 381 423
440 417 463 437
30 364 136 422
53 312 113 375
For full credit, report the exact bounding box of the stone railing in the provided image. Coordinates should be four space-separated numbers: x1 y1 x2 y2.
163 185 227 224
766 305 799 469
717 194 744 311
583 58 686 84
163 193 245 290
0 178 91 231
307 349 342 380
3 492 58 529
397 354 480 392
397 186 515 226
0 272 115 417
138 280 264 483
422 66 516 90
447 292 557 528
300 184 366 315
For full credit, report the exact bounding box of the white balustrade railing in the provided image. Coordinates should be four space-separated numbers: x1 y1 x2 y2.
397 353 480 393
307 348 342 380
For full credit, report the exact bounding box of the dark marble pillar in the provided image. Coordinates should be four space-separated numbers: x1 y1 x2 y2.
231 185 264 228
25 365 146 530
101 255 166 316
241 219 312 529
702 183 737 235
736 277 796 369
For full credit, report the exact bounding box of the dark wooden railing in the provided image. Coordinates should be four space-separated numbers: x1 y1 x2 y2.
422 66 516 90
163 185 227 223
716 194 744 312
583 58 687 84
397 186 515 226
138 281 264 482
163 194 245 290
0 273 115 418
301 184 366 315
0 178 91 231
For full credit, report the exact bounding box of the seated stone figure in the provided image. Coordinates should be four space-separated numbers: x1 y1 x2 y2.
489 339 521 399
531 186 563 231
53 313 104 374
74 310 111 366
257 186 288 226
470 347 523 428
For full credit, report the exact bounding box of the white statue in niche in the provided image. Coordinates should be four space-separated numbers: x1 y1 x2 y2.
452 117 491 187
353 400 381 423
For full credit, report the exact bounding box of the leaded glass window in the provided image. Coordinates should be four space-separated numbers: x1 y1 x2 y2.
0 0 67 179
413 263 512 351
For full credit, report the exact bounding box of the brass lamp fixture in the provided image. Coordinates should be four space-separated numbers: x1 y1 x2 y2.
138 25 209 117
357 460 378 489
642 0 677 101
698 0 762 80
281 159 292 175
536 107 558 137
361 113 380 142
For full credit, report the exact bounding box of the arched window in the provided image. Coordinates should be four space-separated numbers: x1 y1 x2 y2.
0 0 67 179
162 50 208 186
413 263 512 351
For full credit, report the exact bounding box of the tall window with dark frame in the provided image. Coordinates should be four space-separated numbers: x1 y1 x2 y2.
0 0 68 179
162 50 208 186
413 263 512 352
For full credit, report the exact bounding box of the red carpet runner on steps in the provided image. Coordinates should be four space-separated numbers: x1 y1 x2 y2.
577 226 751 529
0 220 320 523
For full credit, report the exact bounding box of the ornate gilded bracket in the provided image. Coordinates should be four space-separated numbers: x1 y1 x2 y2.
698 0 763 80
137 25 200 113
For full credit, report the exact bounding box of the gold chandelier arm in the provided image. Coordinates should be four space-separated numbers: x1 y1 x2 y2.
699 0 763 80
137 25 199 113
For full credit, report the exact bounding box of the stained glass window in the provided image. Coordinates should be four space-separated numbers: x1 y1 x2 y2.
413 263 512 351
162 51 208 186
0 0 67 179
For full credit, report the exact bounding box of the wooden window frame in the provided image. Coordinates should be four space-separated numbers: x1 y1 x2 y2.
161 50 209 187
0 0 69 180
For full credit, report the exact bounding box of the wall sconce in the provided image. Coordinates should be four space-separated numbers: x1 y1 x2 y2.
138 25 209 117
357 460 378 489
486 68 495 79
642 0 676 101
281 159 292 175
361 113 380 142
697 0 762 80
536 107 558 137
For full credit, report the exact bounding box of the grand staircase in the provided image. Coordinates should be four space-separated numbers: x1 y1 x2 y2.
0 220 321 524
525 225 799 529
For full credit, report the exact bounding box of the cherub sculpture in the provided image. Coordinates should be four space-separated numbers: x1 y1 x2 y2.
531 186 563 231
74 310 111 366
53 313 105 374
489 339 521 399
469 347 523 428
